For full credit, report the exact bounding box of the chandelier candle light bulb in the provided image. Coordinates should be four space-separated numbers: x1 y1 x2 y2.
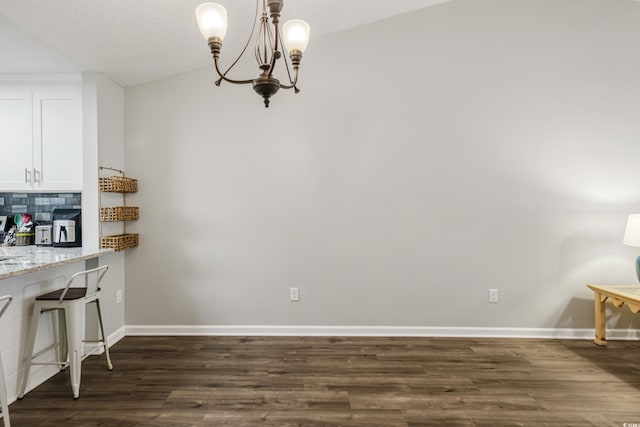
195 3 228 41
283 19 310 69
195 0 310 108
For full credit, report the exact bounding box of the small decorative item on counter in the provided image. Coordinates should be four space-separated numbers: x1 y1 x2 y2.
11 213 36 246
3 226 16 246
16 213 33 232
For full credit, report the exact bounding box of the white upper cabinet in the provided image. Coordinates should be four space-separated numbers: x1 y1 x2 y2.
0 81 83 191
33 86 83 191
0 89 33 190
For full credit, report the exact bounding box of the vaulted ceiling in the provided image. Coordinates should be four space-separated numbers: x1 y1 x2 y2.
0 0 452 86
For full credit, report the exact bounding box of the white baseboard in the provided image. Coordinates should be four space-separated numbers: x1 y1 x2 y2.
124 325 640 340
108 326 126 346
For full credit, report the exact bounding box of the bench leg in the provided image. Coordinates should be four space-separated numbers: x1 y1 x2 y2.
594 291 607 346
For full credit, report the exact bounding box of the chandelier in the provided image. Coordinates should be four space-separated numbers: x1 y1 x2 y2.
195 0 310 108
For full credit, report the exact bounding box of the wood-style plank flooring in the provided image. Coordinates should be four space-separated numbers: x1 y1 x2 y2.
6 336 640 426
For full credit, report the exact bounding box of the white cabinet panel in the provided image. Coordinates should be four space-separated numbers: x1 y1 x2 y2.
0 90 33 191
33 88 82 191
0 84 82 191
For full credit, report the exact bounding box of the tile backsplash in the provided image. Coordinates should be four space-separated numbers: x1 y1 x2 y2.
0 192 82 225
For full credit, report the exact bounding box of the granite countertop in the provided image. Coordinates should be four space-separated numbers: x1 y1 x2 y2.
0 246 115 280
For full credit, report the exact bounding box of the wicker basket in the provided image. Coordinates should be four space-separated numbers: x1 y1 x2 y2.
100 233 139 251
99 176 138 193
100 206 139 222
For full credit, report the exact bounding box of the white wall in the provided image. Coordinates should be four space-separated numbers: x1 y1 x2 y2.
124 0 640 332
82 72 126 338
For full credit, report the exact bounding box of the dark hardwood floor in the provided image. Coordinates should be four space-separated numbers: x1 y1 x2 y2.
6 336 640 426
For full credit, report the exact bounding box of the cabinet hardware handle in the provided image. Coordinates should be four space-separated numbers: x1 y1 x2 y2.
24 168 32 184
33 169 41 184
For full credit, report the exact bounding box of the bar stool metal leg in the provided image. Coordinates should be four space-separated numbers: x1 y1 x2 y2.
18 302 46 400
0 351 10 427
52 309 68 370
0 295 13 427
66 302 84 399
95 299 113 371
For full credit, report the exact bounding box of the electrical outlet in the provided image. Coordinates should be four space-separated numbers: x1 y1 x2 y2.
488 289 499 303
116 289 123 304
289 287 300 302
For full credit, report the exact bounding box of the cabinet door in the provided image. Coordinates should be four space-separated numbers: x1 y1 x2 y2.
0 89 33 191
33 86 83 191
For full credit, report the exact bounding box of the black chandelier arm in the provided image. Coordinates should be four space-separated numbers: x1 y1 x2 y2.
213 57 253 85
278 82 301 93
278 64 300 90
211 0 261 87
278 69 298 88
220 1 260 81
275 25 300 90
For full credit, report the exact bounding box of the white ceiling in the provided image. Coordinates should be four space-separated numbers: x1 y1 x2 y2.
0 0 452 87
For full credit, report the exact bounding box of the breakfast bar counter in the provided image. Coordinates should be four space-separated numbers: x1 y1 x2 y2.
0 246 114 280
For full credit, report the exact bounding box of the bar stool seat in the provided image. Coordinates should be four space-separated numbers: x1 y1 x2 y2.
0 295 12 427
18 265 113 400
36 288 90 301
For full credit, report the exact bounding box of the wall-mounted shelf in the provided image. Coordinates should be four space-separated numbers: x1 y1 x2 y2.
100 233 139 251
99 175 138 193
100 206 139 222
99 166 139 252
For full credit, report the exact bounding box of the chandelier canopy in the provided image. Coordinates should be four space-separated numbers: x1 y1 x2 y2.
196 0 311 108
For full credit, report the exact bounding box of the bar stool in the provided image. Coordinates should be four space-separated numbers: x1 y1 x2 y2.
0 295 12 427
18 265 113 400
